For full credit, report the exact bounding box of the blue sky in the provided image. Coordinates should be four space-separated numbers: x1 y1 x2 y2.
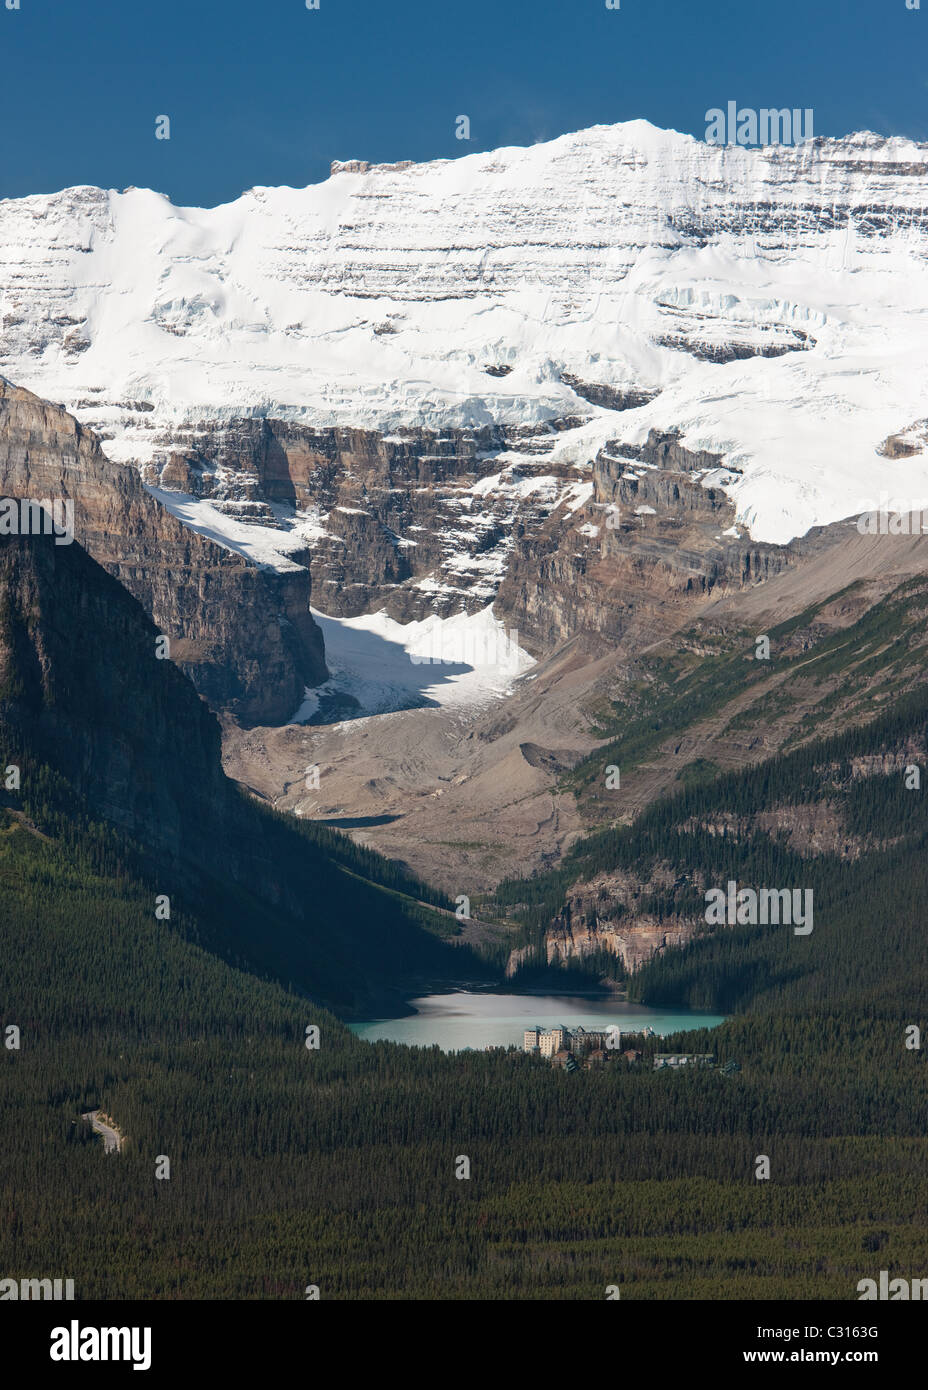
1 0 924 206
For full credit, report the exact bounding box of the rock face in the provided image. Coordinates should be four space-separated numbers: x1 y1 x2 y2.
494 430 802 653
0 531 231 865
146 408 814 664
0 379 326 725
0 529 467 1013
506 866 699 978
141 414 588 620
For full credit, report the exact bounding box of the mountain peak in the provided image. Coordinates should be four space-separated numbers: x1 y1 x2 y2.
2 118 928 546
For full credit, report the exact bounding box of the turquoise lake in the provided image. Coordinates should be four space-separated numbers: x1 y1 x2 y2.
349 990 726 1051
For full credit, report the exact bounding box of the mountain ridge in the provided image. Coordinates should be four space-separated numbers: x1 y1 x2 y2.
2 118 928 552
0 376 327 724
0 528 472 1014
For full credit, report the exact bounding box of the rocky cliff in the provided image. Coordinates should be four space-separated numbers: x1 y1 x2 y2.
0 530 229 864
503 854 701 979
141 413 588 620
137 411 809 651
0 379 326 724
494 429 804 653
0 529 468 1012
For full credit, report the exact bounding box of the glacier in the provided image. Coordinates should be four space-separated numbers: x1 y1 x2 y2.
1 118 928 545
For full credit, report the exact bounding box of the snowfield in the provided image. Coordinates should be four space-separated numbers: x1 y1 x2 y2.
293 605 535 721
2 119 928 544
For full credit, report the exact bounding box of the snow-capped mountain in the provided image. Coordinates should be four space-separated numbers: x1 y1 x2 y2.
2 119 928 545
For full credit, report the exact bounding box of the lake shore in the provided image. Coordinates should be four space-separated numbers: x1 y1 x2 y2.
349 989 725 1051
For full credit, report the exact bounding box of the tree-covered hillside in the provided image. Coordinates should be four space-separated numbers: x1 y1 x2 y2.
0 533 481 1016
3 532 928 1299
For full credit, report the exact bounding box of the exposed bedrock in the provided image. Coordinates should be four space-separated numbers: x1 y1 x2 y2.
0 380 326 725
495 430 812 654
143 415 586 621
